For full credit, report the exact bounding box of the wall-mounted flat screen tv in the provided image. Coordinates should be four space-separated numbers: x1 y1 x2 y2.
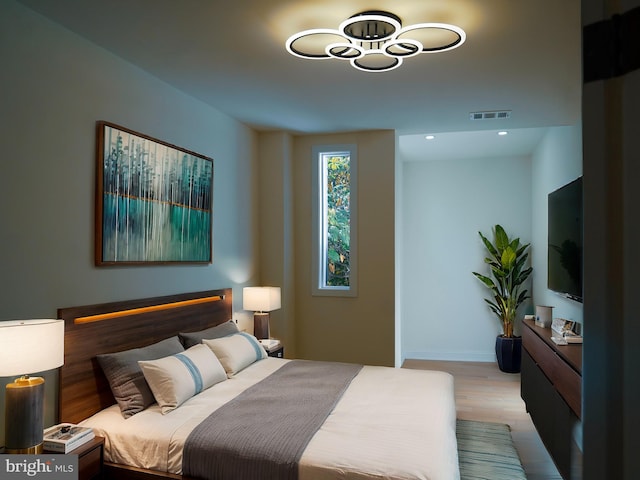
548 176 583 302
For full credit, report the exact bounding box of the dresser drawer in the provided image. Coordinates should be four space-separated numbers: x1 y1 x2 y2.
523 326 581 418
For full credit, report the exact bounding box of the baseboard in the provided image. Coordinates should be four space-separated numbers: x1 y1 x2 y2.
403 350 496 363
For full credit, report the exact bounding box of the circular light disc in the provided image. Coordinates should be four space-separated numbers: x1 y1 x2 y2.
327 42 364 59
286 29 350 58
396 23 466 53
384 39 422 58
351 52 402 72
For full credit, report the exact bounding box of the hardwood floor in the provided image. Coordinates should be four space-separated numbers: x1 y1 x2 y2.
402 359 563 480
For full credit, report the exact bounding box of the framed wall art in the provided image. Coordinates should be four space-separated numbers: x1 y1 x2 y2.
95 121 214 265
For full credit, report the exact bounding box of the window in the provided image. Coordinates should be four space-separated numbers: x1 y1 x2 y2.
312 145 357 296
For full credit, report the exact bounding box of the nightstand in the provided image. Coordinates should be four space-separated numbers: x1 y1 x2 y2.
69 436 104 480
267 345 284 358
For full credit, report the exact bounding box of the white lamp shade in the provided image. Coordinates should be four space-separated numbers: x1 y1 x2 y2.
243 287 281 312
0 319 65 377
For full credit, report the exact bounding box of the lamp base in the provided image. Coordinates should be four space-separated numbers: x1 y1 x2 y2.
5 375 45 454
5 444 43 454
253 312 270 340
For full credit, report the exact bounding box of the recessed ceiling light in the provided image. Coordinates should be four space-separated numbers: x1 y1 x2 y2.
498 131 508 136
425 135 435 140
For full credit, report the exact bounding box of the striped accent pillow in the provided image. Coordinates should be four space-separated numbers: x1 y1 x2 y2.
138 344 227 414
203 332 267 378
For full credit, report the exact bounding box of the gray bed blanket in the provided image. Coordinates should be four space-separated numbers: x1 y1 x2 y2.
183 360 363 480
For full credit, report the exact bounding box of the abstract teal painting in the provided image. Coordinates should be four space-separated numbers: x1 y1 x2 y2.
96 121 213 265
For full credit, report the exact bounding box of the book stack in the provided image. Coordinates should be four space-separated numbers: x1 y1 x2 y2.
43 423 95 453
259 338 281 353
551 331 583 346
562 331 583 344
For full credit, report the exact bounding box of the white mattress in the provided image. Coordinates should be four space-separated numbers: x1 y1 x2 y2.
81 358 459 480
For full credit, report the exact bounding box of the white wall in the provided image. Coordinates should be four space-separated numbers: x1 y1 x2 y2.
1 0 258 445
400 154 532 362
399 124 583 363
531 125 584 326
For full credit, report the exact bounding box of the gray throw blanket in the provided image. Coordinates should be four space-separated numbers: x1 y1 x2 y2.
183 360 363 480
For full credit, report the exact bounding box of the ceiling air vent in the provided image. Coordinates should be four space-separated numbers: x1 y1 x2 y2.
470 110 512 120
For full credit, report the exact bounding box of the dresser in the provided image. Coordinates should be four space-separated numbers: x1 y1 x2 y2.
521 319 582 479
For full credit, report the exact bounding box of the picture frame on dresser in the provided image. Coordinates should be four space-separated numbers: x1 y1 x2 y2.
95 121 214 266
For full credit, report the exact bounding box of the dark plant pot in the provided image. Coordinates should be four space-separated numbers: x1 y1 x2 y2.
495 335 522 373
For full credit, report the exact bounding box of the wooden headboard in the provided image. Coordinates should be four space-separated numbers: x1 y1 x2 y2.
57 288 232 424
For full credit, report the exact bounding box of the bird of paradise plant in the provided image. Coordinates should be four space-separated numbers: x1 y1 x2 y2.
472 225 532 337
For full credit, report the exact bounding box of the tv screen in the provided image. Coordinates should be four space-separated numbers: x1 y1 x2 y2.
548 177 583 302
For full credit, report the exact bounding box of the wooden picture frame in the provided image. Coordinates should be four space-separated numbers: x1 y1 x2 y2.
95 121 213 265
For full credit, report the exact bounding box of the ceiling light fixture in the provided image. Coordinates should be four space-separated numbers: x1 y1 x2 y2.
425 135 436 140
285 10 466 73
498 131 509 136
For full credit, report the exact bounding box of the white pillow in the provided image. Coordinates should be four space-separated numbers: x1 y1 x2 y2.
138 344 227 414
203 332 267 377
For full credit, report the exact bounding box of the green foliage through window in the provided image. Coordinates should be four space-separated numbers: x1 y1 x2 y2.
322 153 351 287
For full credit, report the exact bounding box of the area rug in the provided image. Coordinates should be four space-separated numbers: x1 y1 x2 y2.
457 419 527 480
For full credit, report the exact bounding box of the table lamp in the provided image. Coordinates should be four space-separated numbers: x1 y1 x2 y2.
0 319 64 453
243 287 281 339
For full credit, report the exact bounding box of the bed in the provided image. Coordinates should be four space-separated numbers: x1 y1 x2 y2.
57 289 459 480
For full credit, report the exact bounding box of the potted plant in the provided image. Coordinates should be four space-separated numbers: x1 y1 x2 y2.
472 225 532 373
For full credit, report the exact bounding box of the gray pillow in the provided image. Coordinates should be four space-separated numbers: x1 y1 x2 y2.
179 320 239 348
97 336 184 418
